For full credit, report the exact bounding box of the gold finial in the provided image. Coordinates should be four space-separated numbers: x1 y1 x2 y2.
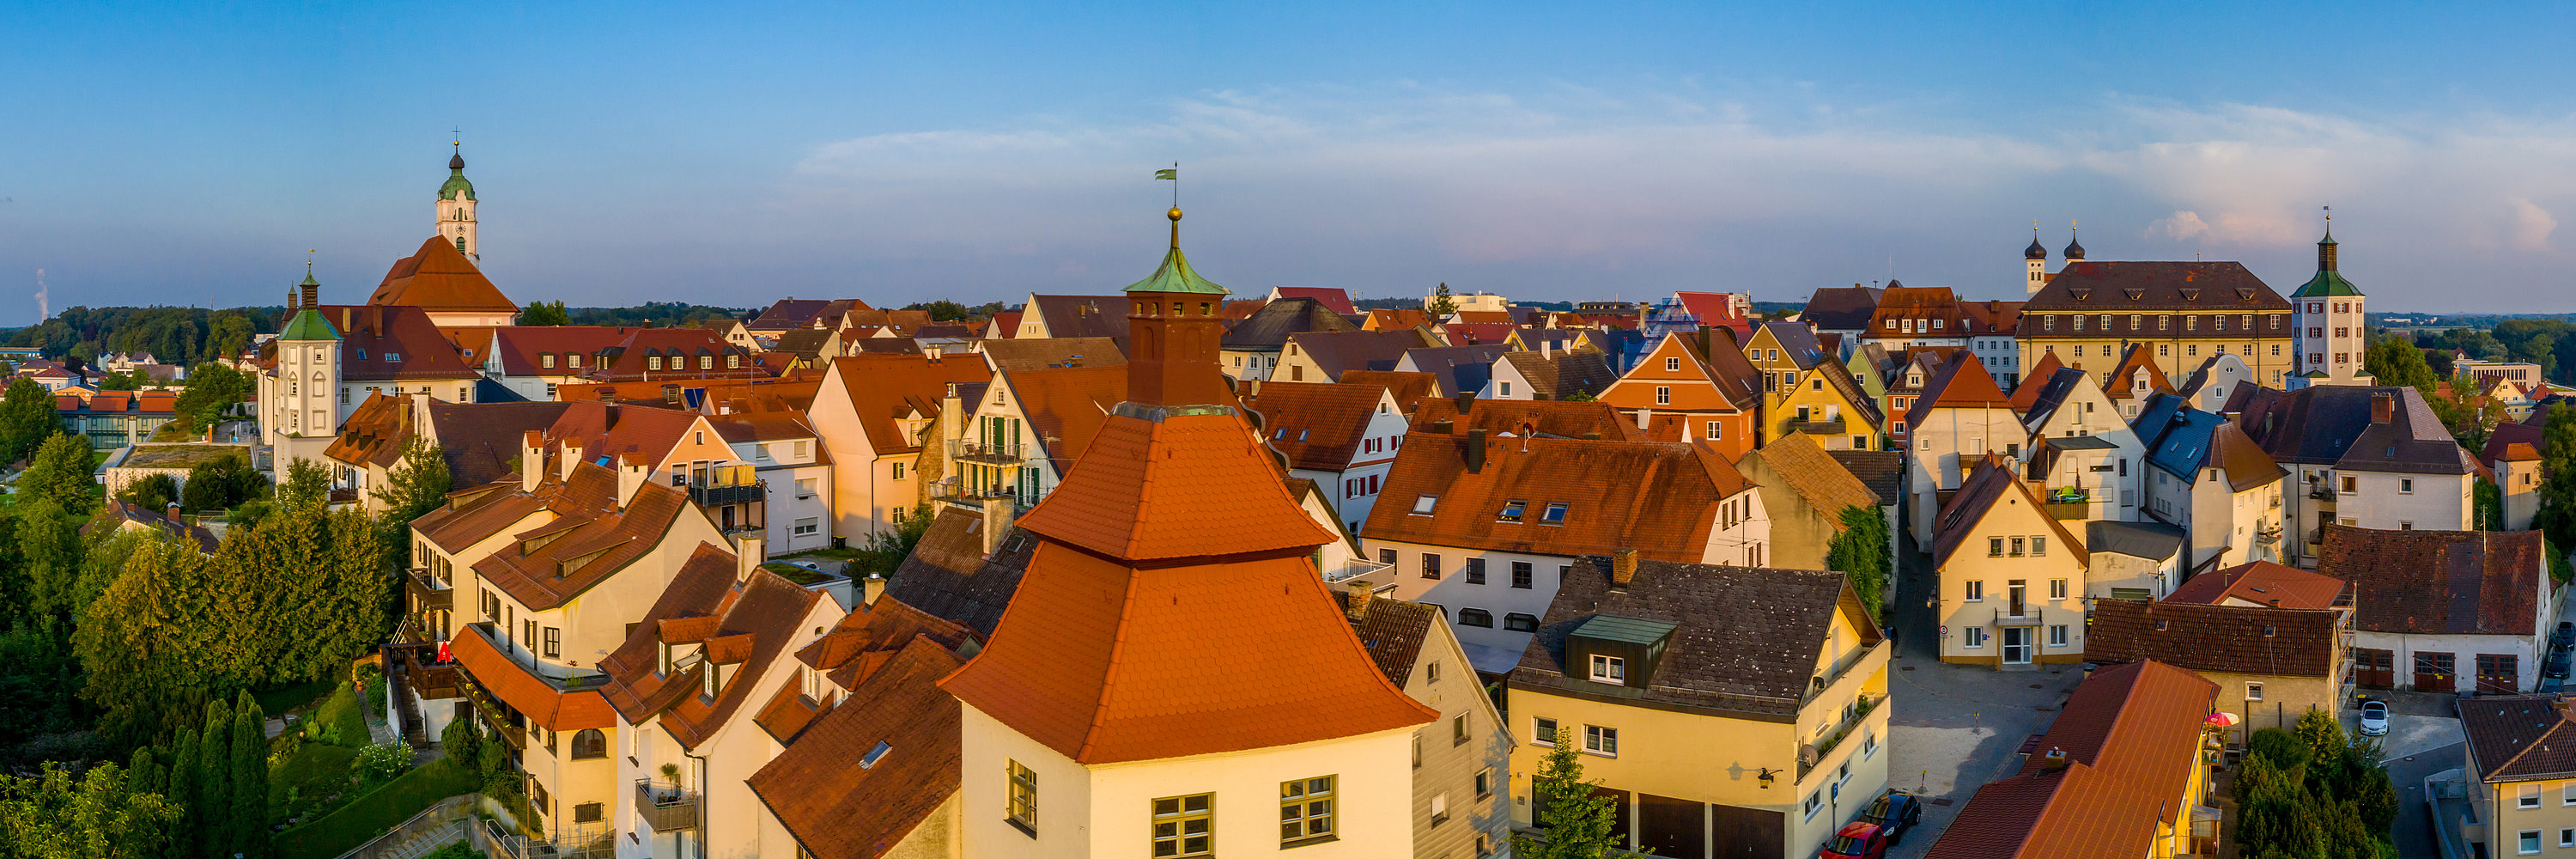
1169 206 1183 222
1168 207 1183 249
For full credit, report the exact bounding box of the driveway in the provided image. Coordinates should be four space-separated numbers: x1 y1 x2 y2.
2387 741 2464 859
1881 535 2087 859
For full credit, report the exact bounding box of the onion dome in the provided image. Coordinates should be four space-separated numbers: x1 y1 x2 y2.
2024 228 2047 260
2063 228 2086 261
439 145 476 202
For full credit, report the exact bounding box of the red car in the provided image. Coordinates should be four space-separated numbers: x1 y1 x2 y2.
1821 820 1889 859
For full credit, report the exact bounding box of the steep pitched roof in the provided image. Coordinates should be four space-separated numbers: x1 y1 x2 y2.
1024 295 1129 339
1270 287 1358 315
263 306 482 381
746 637 965 859
1498 350 1617 399
821 355 993 454
1511 557 1876 717
2010 351 2067 411
2099 344 2173 401
1671 291 1751 332
1401 344 1513 395
1755 322 1826 370
1005 364 1126 469
450 623 617 731
1742 431 1881 513
1926 661 2216 859
884 507 1035 637
940 407 1435 764
1242 381 1390 471
2319 526 2545 637
1408 397 1648 442
1830 450 1904 504
1340 370 1440 411
1222 297 1357 350
602 564 823 749
543 401 702 466
2164 560 2348 609
1905 351 2014 427
1799 285 1882 331
463 468 694 611
368 235 517 313
2085 600 2340 678
1285 329 1438 379
1932 456 2087 569
2019 260 2292 319
489 326 655 375
976 336 1125 371
2461 697 2576 783
1336 589 1437 687
2142 406 2283 491
1363 430 1751 562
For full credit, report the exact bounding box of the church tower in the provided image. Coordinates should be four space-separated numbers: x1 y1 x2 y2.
2024 225 2049 295
437 143 478 260
2290 215 2369 386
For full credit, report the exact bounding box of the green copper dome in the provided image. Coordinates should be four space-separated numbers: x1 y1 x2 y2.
277 308 339 342
1121 207 1229 295
2289 228 2362 298
439 149 475 201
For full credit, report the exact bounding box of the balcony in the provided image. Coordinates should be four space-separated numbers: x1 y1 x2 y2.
405 567 453 611
1993 605 2044 627
1786 418 1846 436
686 480 765 509
949 438 1028 465
930 479 1032 514
2306 487 2337 503
635 779 701 832
1322 557 1394 583
1800 692 1885 780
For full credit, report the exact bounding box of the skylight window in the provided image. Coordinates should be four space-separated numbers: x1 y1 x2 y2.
860 740 892 769
1540 503 1569 525
1411 495 1437 515
1498 500 1527 522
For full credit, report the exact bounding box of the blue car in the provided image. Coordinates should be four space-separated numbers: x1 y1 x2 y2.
1856 791 1923 844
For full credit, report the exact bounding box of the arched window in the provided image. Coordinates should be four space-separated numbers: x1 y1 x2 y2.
570 729 606 759
455 235 467 254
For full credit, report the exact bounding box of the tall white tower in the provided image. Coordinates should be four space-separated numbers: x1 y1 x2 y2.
2290 216 2369 387
438 143 478 259
2024 225 2048 295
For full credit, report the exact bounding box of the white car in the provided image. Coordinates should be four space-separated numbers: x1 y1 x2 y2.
2358 700 2390 737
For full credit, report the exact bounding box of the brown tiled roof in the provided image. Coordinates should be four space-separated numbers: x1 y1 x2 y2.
450 623 616 731
543 401 701 466
2163 560 2347 609
1925 661 2215 859
1223 298 1357 350
2085 600 2340 678
1510 557 1875 716
2098 344 2173 400
1440 322 1516 346
1829 450 1904 504
1959 299 2023 334
1742 431 1880 512
976 337 1126 372
1335 589 1437 686
426 401 575 487
580 328 760 382
1284 329 1437 379
1932 456 2088 569
748 298 871 332
884 507 1034 637
556 376 822 416
1242 381 1388 471
489 326 651 375
1339 370 1440 411
1024 295 1129 339
1005 365 1126 470
325 394 412 469
2461 697 2576 783
822 355 992 454
799 598 977 690
260 306 483 381
1409 398 1647 442
1363 308 1432 331
2019 260 2292 324
2318 526 2545 636
940 407 1436 765
1363 430 1750 561
602 564 823 750
1011 411 1334 562
1799 286 1882 331
416 454 695 610
1498 350 1617 400
367 235 517 313
747 637 965 859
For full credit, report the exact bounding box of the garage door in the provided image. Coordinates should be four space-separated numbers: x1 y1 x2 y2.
1711 803 1783 856
1638 794 1706 859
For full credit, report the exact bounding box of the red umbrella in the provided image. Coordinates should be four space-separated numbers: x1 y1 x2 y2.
2206 711 2242 728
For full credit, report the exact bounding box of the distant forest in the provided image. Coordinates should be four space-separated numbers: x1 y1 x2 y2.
0 302 753 364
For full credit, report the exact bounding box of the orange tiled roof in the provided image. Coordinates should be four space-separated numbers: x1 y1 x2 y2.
747 637 965 859
449 623 616 730
1905 350 2014 427
1005 364 1127 469
2010 351 2065 411
368 235 518 313
598 550 824 749
2163 560 2347 609
1409 397 1648 442
1927 660 2215 859
1362 429 1751 561
1242 381 1390 471
822 355 992 454
1012 411 1334 561
1339 370 1439 411
2100 344 2173 400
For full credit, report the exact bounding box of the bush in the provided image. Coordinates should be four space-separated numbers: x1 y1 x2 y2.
266 742 359 825
352 741 411 785
271 758 478 859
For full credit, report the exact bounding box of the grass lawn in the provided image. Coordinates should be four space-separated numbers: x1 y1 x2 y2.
271 758 478 859
776 547 866 561
306 683 372 748
761 561 843 586
267 742 358 826
252 679 335 719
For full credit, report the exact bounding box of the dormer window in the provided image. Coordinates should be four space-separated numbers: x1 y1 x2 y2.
542 354 556 369
386 352 402 362
1589 655 1625 683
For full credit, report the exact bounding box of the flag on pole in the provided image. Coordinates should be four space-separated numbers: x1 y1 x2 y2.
1154 168 1177 180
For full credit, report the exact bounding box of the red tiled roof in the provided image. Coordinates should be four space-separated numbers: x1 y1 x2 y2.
822 355 992 454
1271 287 1358 316
1012 412 1334 561
543 401 702 467
1926 661 2215 859
581 327 761 382
1362 430 1750 561
1905 350 2014 427
1932 455 2088 569
1005 365 1126 470
450 623 616 730
368 235 517 313
600 560 824 749
747 637 965 859
418 454 695 611
1672 291 1751 332
2009 351 2065 411
1363 308 1431 331
1338 370 1439 411
1441 322 1515 346
1408 397 1647 442
258 305 483 382
2163 560 2347 609
943 407 1434 763
489 326 648 375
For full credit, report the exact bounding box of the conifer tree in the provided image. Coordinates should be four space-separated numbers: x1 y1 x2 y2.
195 699 231 859
19 433 99 515
230 691 268 859
124 745 162 799
163 728 198 856
76 536 217 746
1514 727 1628 858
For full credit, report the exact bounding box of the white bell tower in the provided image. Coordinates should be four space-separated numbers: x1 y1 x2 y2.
438 140 478 259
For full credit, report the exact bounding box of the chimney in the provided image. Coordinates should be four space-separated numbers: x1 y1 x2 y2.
1345 586 1375 621
599 387 618 404
1431 419 1455 435
863 573 886 606
560 439 585 481
1248 378 1261 399
737 533 763 581
1455 391 1474 414
520 431 545 492
166 502 182 523
1610 548 1639 588
1636 407 1653 431
339 307 350 334
1466 429 1488 474
2039 747 2069 771
2371 392 2394 424
616 453 650 508
979 495 1018 557
301 279 319 308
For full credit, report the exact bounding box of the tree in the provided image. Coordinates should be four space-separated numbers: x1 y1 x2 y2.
181 453 265 513
901 300 972 321
517 300 571 326
1427 283 1458 319
173 362 251 433
205 314 255 361
20 433 100 515
1514 727 1636 858
114 473 178 512
230 690 268 859
276 458 330 511
17 502 83 624
0 763 179 859
1827 505 1892 621
194 699 231 859
98 370 142 392
374 438 450 571
0 379 59 465
2535 405 2576 582
75 535 221 746
162 728 197 853
2363 336 2438 391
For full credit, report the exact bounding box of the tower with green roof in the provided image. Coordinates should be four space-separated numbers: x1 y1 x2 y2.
437 142 479 260
1122 206 1236 409
271 272 341 442
2288 220 2371 386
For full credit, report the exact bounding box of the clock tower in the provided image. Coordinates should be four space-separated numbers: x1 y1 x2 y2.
437 143 478 260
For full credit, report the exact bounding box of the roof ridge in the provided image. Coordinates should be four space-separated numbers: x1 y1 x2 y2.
1077 560 1150 762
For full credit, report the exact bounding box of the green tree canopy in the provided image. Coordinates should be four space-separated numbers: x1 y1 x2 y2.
20 434 99 516
0 763 179 859
180 453 266 513
1515 727 1631 859
517 300 571 326
113 473 177 513
1427 283 1458 319
0 379 60 465
173 362 251 432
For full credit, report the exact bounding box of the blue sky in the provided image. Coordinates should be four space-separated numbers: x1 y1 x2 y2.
7 3 2576 324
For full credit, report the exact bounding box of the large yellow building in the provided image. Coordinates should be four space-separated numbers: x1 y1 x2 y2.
2017 259 2295 388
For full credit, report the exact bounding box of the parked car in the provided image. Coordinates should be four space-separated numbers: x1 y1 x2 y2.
2358 700 2390 737
1821 821 1890 859
2550 650 2573 679
2555 621 2574 649
1856 790 1923 844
